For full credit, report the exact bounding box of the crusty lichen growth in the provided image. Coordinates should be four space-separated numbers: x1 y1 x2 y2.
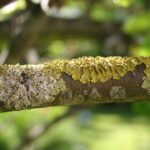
110 86 126 100
43 56 150 84
43 56 150 95
89 88 102 103
140 57 150 94
0 64 66 111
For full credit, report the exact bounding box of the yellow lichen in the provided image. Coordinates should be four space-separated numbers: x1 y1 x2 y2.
43 56 150 84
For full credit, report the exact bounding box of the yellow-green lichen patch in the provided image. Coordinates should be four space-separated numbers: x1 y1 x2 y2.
43 59 68 80
43 56 145 84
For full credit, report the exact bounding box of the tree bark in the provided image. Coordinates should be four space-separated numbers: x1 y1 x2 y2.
0 56 150 112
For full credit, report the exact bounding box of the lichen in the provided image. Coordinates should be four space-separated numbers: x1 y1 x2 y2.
59 90 73 104
142 77 150 94
0 64 67 110
84 90 88 96
1 56 150 110
89 88 102 103
139 57 150 94
43 56 148 84
73 94 85 104
0 65 7 75
109 86 126 100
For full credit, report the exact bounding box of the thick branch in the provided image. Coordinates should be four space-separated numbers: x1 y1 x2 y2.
0 56 150 112
0 17 123 41
5 6 45 64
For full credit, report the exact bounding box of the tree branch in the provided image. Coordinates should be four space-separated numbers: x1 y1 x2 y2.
5 5 45 64
1 15 130 63
0 56 150 112
0 16 127 42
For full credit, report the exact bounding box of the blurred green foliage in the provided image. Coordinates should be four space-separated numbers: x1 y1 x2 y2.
124 11 150 35
1 107 150 150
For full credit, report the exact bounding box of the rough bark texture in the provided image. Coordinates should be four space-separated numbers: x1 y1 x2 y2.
0 56 150 112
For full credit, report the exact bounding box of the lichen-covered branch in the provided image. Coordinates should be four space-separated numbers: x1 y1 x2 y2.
0 56 150 112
